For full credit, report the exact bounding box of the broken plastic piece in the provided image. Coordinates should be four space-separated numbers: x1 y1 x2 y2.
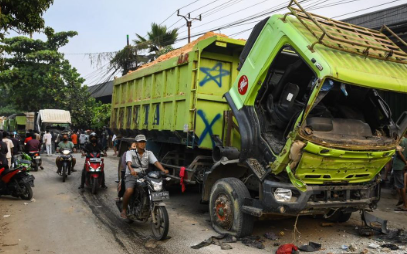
340 83 348 96
362 211 388 234
285 165 306 192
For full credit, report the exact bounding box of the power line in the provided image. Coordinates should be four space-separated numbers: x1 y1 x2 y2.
159 0 202 26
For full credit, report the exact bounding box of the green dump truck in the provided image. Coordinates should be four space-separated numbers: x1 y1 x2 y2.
112 0 407 237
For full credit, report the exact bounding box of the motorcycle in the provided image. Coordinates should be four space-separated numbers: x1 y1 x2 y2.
13 153 32 171
84 152 104 194
28 151 41 171
116 170 171 240
59 149 73 182
0 166 35 200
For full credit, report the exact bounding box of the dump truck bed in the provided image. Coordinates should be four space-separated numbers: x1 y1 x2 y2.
111 34 245 149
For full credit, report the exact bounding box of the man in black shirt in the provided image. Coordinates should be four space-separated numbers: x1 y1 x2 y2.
10 132 20 155
79 133 107 190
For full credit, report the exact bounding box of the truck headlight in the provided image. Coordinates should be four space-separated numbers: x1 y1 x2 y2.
274 188 292 202
152 181 163 191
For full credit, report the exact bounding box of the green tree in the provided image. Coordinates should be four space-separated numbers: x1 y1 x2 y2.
109 45 149 76
91 103 111 129
108 23 178 76
0 27 95 127
0 0 54 39
135 23 178 59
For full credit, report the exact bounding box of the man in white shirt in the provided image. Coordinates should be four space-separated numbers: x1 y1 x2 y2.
43 130 52 156
2 132 14 167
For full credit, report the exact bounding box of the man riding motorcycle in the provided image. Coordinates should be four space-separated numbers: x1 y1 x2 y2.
120 134 169 219
79 133 107 190
56 134 76 174
26 133 44 170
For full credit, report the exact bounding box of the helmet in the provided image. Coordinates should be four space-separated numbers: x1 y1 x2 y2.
90 132 98 139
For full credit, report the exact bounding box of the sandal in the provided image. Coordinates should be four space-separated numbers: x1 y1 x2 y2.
394 207 407 211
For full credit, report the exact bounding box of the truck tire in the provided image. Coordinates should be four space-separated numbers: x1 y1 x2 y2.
209 178 254 237
325 209 352 223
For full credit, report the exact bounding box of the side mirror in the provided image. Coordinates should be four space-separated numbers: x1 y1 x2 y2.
396 111 407 138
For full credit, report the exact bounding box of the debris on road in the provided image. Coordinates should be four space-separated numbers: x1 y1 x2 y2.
341 244 349 251
264 232 279 240
191 234 237 250
191 234 268 250
276 243 299 254
368 243 380 249
361 211 388 234
381 243 398 250
2 215 10 218
240 235 265 249
298 242 321 252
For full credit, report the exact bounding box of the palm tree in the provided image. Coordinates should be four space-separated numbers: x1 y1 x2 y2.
134 23 178 58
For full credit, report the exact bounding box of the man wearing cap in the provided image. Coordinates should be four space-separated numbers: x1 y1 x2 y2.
120 134 169 219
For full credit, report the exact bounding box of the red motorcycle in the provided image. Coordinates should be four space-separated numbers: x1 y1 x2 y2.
0 166 35 200
84 152 104 194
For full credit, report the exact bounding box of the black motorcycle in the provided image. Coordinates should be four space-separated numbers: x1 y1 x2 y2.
59 149 73 182
28 151 42 171
116 170 170 240
0 166 35 200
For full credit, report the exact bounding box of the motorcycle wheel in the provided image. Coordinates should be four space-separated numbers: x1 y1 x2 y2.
92 178 99 194
20 182 33 200
34 163 38 171
62 164 67 182
151 206 169 240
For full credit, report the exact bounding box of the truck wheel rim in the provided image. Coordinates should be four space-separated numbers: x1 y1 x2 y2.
214 194 232 230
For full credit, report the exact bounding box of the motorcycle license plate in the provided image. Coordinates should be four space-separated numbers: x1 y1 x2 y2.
34 156 41 159
151 191 169 201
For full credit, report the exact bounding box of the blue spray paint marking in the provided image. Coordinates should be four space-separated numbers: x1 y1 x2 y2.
197 109 221 148
144 105 149 125
199 62 230 88
153 104 160 125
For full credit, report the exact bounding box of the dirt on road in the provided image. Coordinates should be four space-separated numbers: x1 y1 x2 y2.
1 152 406 254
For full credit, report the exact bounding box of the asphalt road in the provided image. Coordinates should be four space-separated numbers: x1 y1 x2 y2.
1 151 407 254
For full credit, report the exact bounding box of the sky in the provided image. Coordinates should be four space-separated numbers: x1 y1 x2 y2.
14 0 407 86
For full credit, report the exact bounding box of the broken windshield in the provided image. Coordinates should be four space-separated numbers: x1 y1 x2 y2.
302 79 399 148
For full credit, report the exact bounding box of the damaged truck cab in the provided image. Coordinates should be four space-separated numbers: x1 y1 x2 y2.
216 0 407 235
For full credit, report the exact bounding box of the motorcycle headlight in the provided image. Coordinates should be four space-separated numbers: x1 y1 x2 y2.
151 181 163 191
95 167 101 172
62 150 70 155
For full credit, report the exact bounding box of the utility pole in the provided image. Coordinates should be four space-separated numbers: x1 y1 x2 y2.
177 10 202 43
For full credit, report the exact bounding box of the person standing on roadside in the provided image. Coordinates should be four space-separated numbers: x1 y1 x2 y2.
71 131 78 152
0 132 9 171
393 133 407 211
2 132 14 168
10 132 20 155
43 130 52 156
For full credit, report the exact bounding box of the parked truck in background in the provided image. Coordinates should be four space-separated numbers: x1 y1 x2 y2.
3 112 35 139
36 109 71 135
111 0 407 237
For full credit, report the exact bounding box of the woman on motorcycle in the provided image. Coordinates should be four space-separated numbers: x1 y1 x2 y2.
78 133 107 190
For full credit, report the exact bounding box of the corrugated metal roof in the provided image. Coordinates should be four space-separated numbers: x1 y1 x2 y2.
87 81 113 98
342 3 407 29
